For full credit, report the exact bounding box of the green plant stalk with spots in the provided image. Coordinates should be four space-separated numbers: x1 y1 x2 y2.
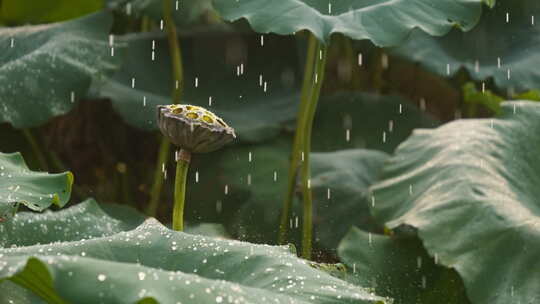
172 149 191 231
278 32 328 259
147 0 185 217
300 42 327 259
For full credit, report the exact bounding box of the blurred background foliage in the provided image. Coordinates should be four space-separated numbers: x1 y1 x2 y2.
1 0 538 243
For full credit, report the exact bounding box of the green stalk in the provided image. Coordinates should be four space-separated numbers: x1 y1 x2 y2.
172 149 191 231
147 0 184 217
300 42 328 260
163 0 184 104
146 135 171 216
22 128 49 171
278 33 318 245
141 15 151 32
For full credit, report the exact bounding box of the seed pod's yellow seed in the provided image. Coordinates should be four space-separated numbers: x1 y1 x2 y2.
186 112 198 119
172 108 183 114
202 115 214 123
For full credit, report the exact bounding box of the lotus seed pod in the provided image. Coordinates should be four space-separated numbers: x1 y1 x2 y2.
157 104 236 153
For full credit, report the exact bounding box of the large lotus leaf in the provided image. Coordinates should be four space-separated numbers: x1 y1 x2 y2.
0 280 43 304
0 199 144 246
106 0 213 27
0 12 121 128
371 101 540 304
95 32 300 143
212 0 492 45
338 227 470 304
313 92 440 154
391 0 540 91
0 0 102 25
310 149 389 251
0 152 73 221
0 202 388 304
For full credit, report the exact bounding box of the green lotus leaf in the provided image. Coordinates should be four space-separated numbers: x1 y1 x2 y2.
371 101 540 304
0 0 102 25
0 280 42 304
0 152 73 221
0 11 121 128
0 200 388 304
391 0 540 91
338 227 470 304
310 149 389 250
213 0 493 45
95 32 300 143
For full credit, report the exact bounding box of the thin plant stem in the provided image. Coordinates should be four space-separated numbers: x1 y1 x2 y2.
141 15 151 32
300 42 328 260
147 0 184 216
172 149 191 231
163 0 184 104
22 128 49 171
146 136 171 216
278 33 318 245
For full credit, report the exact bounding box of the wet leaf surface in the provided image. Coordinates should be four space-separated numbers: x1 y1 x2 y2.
0 200 388 303
0 12 121 128
372 101 540 304
391 0 540 91
0 152 72 220
213 0 490 45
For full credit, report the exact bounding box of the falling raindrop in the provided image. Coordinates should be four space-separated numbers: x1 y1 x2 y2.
138 272 146 281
